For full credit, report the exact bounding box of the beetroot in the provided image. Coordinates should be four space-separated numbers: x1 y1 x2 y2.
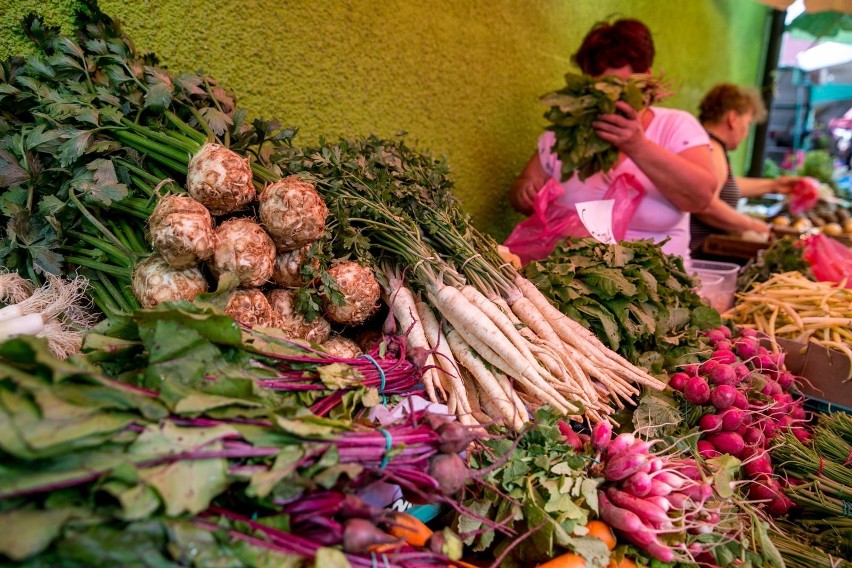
683 376 711 405
710 385 738 410
437 421 477 454
342 519 398 553
668 372 690 391
706 431 745 456
429 453 469 495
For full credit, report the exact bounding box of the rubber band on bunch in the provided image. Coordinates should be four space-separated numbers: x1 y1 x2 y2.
358 352 388 405
378 428 393 469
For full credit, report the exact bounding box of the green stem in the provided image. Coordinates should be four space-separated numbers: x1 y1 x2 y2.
110 130 190 166
99 274 133 313
165 110 207 144
67 188 134 258
64 256 132 279
66 231 133 267
120 118 199 154
89 280 121 317
109 200 154 220
117 159 166 188
117 219 149 254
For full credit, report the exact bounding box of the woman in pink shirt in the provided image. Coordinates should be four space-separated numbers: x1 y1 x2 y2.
508 19 717 259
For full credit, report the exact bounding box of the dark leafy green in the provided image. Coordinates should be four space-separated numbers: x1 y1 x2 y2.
737 237 813 292
524 238 720 374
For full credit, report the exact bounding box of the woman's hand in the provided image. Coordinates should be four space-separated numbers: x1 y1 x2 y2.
509 152 550 215
773 176 802 195
592 100 647 154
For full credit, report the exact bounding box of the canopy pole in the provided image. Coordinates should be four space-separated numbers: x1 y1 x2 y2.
750 8 788 177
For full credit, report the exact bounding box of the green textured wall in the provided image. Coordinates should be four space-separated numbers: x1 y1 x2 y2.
0 0 770 240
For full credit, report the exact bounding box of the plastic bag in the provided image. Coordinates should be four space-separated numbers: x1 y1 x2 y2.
801 234 852 287
503 173 645 265
788 177 820 215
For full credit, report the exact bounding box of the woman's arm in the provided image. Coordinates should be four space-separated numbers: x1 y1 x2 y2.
694 198 770 234
593 101 717 212
736 176 800 198
508 152 550 215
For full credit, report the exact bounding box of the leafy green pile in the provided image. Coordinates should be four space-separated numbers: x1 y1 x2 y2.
524 238 720 374
0 304 452 567
455 408 607 567
540 72 669 182
736 237 812 292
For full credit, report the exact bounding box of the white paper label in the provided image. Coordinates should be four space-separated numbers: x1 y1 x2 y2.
575 199 617 244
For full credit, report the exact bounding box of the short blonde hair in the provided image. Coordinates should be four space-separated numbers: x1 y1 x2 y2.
699 83 767 125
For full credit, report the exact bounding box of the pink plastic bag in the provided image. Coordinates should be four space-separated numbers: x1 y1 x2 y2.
503 173 645 265
801 234 852 287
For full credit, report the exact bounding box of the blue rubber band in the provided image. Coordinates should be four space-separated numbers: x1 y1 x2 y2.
371 552 378 568
382 554 391 568
378 428 393 469
358 353 386 393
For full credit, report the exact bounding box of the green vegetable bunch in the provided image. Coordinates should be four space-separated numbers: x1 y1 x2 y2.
524 238 720 374
541 72 669 182
736 237 813 292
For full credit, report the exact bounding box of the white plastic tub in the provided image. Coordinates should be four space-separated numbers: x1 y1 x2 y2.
687 260 740 312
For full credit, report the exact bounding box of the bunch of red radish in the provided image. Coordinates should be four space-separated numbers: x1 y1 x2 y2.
669 325 811 516
587 422 719 564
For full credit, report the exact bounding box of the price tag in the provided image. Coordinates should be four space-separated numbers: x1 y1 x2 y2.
575 199 616 244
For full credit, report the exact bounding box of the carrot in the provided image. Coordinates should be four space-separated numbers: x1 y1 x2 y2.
384 511 433 547
584 520 616 550
536 551 587 568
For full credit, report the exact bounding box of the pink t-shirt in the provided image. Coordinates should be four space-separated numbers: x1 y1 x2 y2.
537 106 710 259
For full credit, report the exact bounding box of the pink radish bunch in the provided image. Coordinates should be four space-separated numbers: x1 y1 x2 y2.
669 325 811 516
593 427 720 564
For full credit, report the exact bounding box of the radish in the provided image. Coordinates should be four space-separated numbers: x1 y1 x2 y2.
647 457 663 473
704 329 727 344
776 371 795 390
743 452 773 477
711 349 737 365
683 376 711 405
741 427 765 447
715 325 732 339
748 480 781 502
709 384 738 410
733 364 750 382
714 340 733 351
668 372 690 391
647 478 675 497
132 253 207 308
698 413 723 434
606 487 670 525
732 391 749 410
706 432 745 456
606 433 636 457
740 328 759 338
652 471 685 490
591 421 612 452
767 495 793 516
683 364 700 376
557 420 584 452
699 359 720 376
259 176 328 251
186 143 255 215
622 471 653 497
604 451 649 481
734 337 758 360
697 440 720 459
708 364 737 387
721 408 744 432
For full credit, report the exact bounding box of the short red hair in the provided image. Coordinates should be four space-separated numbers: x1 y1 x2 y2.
572 19 655 76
